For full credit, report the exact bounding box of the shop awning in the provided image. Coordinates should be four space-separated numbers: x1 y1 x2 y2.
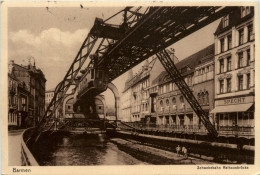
74 114 85 118
210 103 253 113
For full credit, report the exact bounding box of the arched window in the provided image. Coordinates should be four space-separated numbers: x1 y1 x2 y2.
160 100 163 107
202 92 205 104
172 97 176 104
166 99 169 106
205 91 209 104
179 96 184 103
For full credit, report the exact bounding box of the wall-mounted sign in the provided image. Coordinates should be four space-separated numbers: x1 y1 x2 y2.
216 96 254 106
224 97 246 104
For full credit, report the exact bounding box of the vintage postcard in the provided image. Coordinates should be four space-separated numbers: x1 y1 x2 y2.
1 1 259 175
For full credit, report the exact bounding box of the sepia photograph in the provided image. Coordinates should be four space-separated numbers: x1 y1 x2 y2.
1 1 259 175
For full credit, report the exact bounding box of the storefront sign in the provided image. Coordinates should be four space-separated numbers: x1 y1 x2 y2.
224 97 246 105
216 96 254 106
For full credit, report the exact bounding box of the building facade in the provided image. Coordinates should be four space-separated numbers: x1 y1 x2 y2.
8 73 19 129
121 59 156 122
212 6 255 137
45 88 55 109
155 44 215 130
9 60 46 127
8 65 35 129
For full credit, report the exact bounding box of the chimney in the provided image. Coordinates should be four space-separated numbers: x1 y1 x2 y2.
8 60 14 73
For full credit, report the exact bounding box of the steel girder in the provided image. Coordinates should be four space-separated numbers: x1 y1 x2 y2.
97 7 237 81
156 50 218 137
31 6 238 140
27 34 98 143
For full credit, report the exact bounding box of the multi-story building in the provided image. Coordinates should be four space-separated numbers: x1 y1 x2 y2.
8 70 31 129
212 6 255 136
193 45 215 125
121 59 156 122
155 44 215 129
45 88 55 109
9 60 46 126
8 73 19 129
121 70 133 122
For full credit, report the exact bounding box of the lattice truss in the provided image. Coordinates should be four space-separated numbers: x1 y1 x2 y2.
37 6 237 137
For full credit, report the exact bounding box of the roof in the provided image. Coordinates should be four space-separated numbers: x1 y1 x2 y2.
123 57 156 92
155 44 214 85
12 63 46 81
214 7 254 36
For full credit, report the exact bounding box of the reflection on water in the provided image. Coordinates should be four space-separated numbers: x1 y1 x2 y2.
34 134 148 166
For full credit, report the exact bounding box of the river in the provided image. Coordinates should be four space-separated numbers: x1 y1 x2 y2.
32 134 149 166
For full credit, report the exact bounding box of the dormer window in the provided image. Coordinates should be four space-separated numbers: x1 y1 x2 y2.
241 6 251 18
223 15 229 28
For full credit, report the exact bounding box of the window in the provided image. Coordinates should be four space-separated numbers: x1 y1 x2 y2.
166 99 169 106
238 52 243 68
227 78 231 92
205 66 209 73
220 38 225 53
160 100 163 107
166 84 170 92
180 96 184 103
172 97 176 104
241 6 251 18
247 49 250 66
223 15 229 28
205 91 209 104
202 93 205 104
247 74 250 89
68 106 71 110
219 59 224 73
219 80 224 93
227 57 232 71
239 29 244 45
248 24 254 41
238 75 243 91
227 34 232 49
202 68 205 74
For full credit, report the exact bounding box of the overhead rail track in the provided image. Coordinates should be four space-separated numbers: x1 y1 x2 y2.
28 6 237 143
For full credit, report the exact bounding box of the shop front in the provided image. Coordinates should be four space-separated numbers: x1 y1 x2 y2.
211 96 254 136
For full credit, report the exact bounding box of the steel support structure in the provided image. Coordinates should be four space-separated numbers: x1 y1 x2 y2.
27 34 98 143
29 6 239 141
156 50 218 137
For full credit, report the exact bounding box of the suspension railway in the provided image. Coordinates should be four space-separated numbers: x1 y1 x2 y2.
21 6 254 165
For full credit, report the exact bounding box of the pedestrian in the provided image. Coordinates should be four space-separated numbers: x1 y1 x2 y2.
182 146 186 156
176 145 181 157
183 147 188 158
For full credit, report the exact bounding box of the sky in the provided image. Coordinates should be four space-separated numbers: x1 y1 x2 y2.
8 5 221 106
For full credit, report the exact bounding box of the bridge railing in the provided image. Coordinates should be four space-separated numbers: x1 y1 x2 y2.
21 128 39 166
118 122 255 136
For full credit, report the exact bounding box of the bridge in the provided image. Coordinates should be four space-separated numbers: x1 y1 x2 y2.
21 6 255 165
